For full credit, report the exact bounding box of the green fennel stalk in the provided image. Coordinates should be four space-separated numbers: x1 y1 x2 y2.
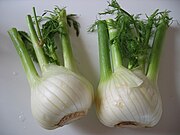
27 15 48 71
147 19 169 83
97 21 112 82
8 28 39 84
58 9 78 73
106 19 122 70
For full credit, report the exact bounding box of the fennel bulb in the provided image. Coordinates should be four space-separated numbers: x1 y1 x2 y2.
31 65 93 129
97 67 162 127
8 7 93 130
91 0 171 128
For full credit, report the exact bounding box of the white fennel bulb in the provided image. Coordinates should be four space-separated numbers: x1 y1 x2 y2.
31 65 93 129
93 3 170 128
96 67 162 127
8 7 93 130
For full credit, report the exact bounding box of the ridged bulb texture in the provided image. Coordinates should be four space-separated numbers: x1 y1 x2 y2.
30 65 93 130
96 67 162 128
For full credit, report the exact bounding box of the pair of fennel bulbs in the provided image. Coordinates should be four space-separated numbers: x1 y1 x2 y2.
8 0 170 130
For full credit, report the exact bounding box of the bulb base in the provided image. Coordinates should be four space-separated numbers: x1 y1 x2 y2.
55 111 86 127
114 121 151 128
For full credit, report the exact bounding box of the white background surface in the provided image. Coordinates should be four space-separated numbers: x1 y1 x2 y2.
0 0 180 135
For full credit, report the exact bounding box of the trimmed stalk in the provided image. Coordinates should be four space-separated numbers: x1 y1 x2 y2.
58 9 77 73
97 20 112 82
27 15 48 71
147 20 169 83
33 7 43 41
8 28 39 84
33 7 60 65
106 19 122 71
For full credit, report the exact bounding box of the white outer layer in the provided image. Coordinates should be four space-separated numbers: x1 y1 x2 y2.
96 67 162 127
30 65 93 129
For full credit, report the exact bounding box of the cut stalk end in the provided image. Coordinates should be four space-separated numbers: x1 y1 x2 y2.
8 28 39 84
106 19 122 70
58 9 78 73
147 20 169 83
27 15 48 72
97 20 112 82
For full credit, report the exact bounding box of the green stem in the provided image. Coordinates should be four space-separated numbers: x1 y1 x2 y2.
138 55 146 73
58 9 77 73
8 28 39 84
97 20 112 82
27 15 48 72
106 19 122 71
33 7 43 41
147 21 168 83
